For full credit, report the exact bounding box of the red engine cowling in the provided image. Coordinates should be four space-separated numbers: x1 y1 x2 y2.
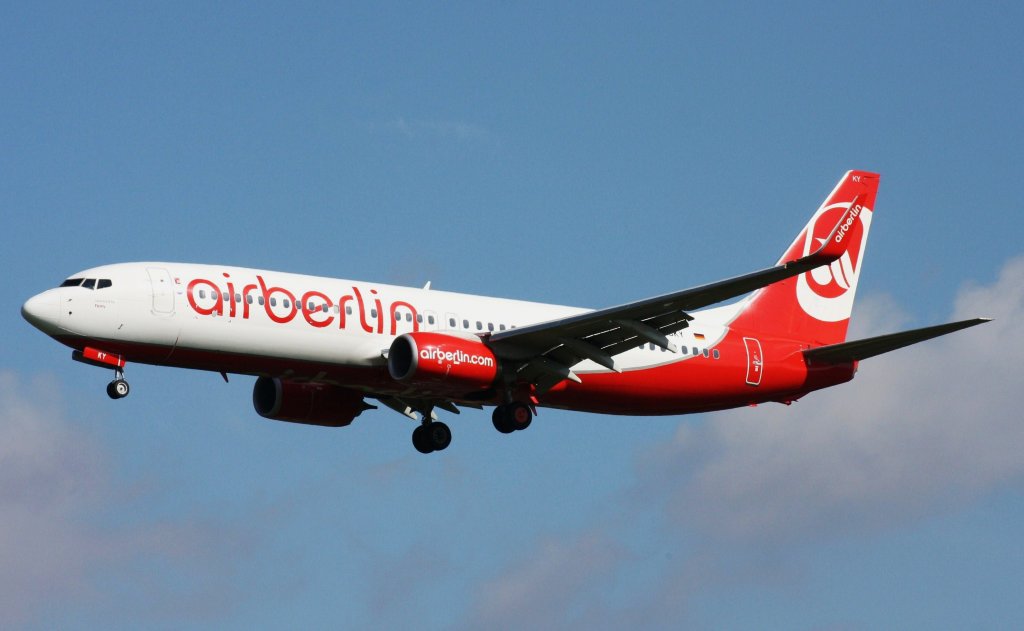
252 376 369 427
388 332 499 396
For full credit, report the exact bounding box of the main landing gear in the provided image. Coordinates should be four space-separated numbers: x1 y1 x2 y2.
412 420 452 454
492 402 533 434
106 368 130 400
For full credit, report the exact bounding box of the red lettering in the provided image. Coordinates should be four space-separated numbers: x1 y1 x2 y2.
257 275 297 324
187 278 223 316
190 274 424 337
372 290 384 334
389 301 420 335
224 273 237 318
352 287 374 333
301 291 334 328
338 294 354 329
241 283 257 319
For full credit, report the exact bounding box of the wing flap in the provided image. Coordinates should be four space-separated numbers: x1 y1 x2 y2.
803 318 991 363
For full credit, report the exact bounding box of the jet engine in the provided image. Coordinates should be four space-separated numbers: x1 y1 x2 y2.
252 376 370 427
387 332 499 397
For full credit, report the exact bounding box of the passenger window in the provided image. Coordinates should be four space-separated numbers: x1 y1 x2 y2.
60 278 83 287
199 289 206 299
681 346 688 355
499 324 506 331
488 323 494 332
476 321 482 330
416 314 423 323
702 348 709 358
283 299 290 308
246 295 254 304
222 292 229 302
235 293 241 303
346 306 353 315
258 296 265 306
97 279 112 289
406 312 412 322
713 349 720 359
463 319 469 329
428 315 435 325
82 279 96 290
449 317 456 327
371 308 378 318
271 297 277 307
692 347 698 356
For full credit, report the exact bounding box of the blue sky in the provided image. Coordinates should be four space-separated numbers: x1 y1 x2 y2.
3 2 1023 628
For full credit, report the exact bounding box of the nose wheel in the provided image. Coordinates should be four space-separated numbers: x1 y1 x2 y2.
106 369 130 400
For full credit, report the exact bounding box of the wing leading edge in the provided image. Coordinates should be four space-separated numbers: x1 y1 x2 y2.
802 318 991 363
487 197 866 391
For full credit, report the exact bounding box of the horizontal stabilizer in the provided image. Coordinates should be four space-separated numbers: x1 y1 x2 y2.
803 318 991 363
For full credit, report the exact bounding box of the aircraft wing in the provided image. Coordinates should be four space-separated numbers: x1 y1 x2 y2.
488 198 864 391
802 318 991 363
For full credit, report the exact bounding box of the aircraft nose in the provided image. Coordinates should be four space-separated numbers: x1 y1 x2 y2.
22 290 59 331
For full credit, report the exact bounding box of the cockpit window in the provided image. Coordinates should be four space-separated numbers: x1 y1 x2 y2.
60 278 83 287
82 279 96 289
97 279 112 289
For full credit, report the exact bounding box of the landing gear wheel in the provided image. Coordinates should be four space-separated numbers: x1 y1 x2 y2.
492 406 515 434
106 379 130 400
492 403 533 433
426 421 452 451
508 402 533 430
412 422 452 454
412 425 434 454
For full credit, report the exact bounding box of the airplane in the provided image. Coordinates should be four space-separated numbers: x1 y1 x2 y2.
21 171 989 454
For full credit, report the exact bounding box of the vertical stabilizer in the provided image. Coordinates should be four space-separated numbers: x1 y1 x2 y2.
730 171 880 346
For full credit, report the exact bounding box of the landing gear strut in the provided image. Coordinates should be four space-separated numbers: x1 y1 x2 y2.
492 402 533 434
106 368 130 400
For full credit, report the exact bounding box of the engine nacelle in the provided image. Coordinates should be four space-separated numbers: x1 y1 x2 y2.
388 332 499 396
252 376 369 427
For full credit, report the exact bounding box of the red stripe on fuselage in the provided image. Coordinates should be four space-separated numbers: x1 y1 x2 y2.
52 330 854 416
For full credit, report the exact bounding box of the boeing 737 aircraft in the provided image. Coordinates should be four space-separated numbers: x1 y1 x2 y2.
22 171 988 453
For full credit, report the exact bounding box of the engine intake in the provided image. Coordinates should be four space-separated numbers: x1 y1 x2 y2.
252 376 369 427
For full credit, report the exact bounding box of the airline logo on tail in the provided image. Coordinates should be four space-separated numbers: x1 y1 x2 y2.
796 201 873 322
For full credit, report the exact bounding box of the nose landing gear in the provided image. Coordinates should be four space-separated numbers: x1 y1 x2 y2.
106 368 130 400
71 348 131 400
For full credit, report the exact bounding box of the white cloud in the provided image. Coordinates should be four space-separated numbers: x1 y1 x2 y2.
0 372 111 623
648 255 1024 544
462 531 626 631
0 372 251 626
461 255 1024 627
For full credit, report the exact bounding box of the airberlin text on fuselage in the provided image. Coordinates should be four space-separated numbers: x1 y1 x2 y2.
186 274 420 335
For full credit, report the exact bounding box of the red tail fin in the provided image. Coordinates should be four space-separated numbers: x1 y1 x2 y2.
730 171 880 346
